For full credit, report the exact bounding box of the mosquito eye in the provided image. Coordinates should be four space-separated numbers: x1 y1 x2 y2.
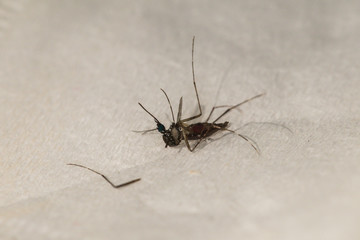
157 123 165 133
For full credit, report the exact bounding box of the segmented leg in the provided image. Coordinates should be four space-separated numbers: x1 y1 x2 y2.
212 93 265 123
67 163 141 188
181 127 207 152
205 105 240 122
219 128 260 155
181 36 203 123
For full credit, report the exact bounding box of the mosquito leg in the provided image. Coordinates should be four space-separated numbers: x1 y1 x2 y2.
220 128 260 155
212 93 265 123
189 138 204 152
205 105 241 122
182 131 205 152
67 163 141 188
182 129 193 151
181 123 209 152
181 36 203 122
242 121 293 134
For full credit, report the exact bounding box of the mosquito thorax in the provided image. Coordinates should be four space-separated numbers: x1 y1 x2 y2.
162 123 181 147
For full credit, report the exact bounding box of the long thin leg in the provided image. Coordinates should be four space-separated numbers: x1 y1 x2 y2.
182 129 205 152
220 128 260 155
187 138 204 152
181 36 202 122
205 105 241 122
212 93 265 123
67 163 141 188
181 122 210 152
242 121 293 134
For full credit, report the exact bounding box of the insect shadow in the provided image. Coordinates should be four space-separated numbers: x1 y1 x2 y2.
134 36 265 154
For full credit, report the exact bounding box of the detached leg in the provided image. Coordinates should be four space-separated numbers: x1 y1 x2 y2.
67 163 141 188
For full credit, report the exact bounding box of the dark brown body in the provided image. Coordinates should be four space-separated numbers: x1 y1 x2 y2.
185 121 229 140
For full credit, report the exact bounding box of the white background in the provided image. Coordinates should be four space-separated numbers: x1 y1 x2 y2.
1 0 359 239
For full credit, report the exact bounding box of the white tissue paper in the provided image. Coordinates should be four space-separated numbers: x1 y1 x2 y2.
1 0 359 239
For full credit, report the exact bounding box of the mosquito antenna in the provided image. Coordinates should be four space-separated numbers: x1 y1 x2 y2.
132 128 158 134
160 88 175 122
67 163 141 188
138 102 161 123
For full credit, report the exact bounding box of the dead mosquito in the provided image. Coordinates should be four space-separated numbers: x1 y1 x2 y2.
135 36 265 153
67 163 141 188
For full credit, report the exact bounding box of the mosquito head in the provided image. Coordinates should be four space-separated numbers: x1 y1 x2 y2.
162 123 181 147
138 102 181 147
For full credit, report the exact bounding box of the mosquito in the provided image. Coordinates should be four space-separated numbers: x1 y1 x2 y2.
136 36 265 153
